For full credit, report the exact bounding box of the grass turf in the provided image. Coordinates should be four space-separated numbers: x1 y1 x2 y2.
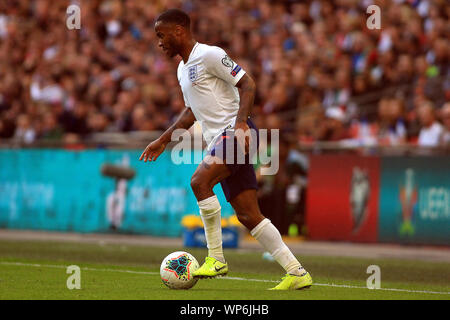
0 239 449 300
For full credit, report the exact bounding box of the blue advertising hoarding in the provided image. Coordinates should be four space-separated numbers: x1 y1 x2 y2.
379 156 450 245
0 149 233 236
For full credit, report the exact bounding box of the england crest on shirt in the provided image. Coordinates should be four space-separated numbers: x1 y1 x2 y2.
188 65 198 82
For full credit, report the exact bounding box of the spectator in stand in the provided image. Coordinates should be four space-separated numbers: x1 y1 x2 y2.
417 100 444 147
13 114 36 144
0 0 448 146
315 107 349 142
40 112 64 140
439 102 450 146
376 97 407 146
349 97 407 146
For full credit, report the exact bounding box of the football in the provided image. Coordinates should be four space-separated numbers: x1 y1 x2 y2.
160 251 200 289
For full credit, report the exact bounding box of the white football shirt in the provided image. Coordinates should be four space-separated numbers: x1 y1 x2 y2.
177 42 246 150
418 122 444 146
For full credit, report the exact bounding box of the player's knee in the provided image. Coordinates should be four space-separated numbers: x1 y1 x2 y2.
190 174 201 192
190 173 209 195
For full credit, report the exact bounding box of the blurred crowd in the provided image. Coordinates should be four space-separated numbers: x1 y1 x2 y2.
0 0 449 147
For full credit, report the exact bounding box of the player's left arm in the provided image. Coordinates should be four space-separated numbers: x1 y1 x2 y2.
235 73 256 154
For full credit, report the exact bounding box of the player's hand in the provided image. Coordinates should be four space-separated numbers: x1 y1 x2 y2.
234 121 251 155
139 138 167 162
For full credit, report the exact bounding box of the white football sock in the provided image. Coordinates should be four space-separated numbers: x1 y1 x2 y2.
251 218 304 276
198 195 225 263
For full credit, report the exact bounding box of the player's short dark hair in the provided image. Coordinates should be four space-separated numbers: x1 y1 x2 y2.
156 9 191 29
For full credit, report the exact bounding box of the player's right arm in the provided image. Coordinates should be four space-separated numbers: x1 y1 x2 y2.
140 107 196 162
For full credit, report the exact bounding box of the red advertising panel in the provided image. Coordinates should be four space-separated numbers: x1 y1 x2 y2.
306 154 380 242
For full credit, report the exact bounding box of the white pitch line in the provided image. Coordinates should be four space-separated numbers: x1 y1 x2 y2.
0 261 159 275
1 261 449 296
220 275 450 295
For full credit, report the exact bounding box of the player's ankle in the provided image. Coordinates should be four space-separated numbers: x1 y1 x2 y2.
288 266 306 276
209 253 226 264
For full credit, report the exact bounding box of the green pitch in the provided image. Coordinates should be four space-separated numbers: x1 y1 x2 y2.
0 239 449 300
